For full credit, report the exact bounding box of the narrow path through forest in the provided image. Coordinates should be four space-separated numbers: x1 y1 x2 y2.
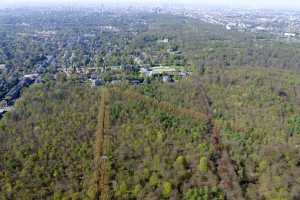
93 85 244 199
193 79 244 200
94 88 111 200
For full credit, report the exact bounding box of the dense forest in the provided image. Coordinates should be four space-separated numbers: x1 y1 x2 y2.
0 80 100 199
1 67 300 199
1 8 300 200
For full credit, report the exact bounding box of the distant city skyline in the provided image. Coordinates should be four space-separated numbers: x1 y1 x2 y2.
2 0 300 10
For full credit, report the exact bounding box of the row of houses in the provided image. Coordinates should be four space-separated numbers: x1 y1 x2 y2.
59 67 100 77
0 106 13 118
56 64 190 88
0 73 41 118
5 74 41 103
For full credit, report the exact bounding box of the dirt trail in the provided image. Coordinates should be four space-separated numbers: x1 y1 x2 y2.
112 87 209 123
94 88 111 200
193 78 244 200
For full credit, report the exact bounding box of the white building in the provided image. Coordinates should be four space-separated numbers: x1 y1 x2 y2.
284 33 296 37
24 73 39 79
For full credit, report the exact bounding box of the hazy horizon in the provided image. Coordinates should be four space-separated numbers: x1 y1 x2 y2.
2 0 300 10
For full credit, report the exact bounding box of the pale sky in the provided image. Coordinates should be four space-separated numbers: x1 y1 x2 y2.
1 0 300 9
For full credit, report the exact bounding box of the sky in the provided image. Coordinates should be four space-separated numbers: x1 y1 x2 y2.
1 0 300 9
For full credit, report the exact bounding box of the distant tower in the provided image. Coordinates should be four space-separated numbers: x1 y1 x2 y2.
97 1 103 27
100 2 104 17
70 0 74 12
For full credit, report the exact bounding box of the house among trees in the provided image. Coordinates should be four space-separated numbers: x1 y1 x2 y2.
0 64 5 71
162 75 173 82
